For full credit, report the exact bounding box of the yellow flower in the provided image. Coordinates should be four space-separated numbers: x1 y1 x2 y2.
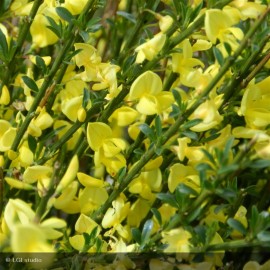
239 76 270 129
87 122 127 176
62 0 88 15
102 196 130 229
172 39 205 87
129 169 162 200
189 98 223 132
157 15 174 33
69 214 102 252
74 43 101 81
55 155 79 194
202 205 227 226
127 198 152 227
129 71 174 115
109 106 139 126
0 120 16 152
161 227 192 252
168 163 200 193
28 108 54 137
23 165 53 184
92 63 120 97
53 182 80 214
77 172 107 188
10 0 33 16
135 33 166 63
205 9 243 45
79 186 108 214
30 8 59 48
40 217 66 240
230 0 266 20
11 223 53 252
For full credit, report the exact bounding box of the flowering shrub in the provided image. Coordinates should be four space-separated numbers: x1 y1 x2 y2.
0 0 270 269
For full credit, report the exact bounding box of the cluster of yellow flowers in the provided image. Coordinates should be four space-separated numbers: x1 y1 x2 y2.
0 0 270 269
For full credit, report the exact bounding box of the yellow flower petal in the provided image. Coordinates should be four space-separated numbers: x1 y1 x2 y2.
87 122 112 151
5 177 35 190
129 71 162 100
23 165 53 184
77 172 106 188
75 214 100 234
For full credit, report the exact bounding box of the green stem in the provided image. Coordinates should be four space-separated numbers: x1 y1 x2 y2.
207 239 269 251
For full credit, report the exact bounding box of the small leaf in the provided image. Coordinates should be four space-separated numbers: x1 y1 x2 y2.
131 228 141 244
151 208 162 226
28 134 37 153
35 55 46 72
139 123 155 140
46 16 61 38
177 183 198 196
227 218 247 235
257 231 270 242
156 193 178 208
22 76 39 93
0 28 8 61
56 7 73 23
141 219 153 246
182 130 198 141
223 42 232 55
182 119 202 130
172 89 182 107
213 46 224 66
117 11 136 23
217 164 239 175
249 159 270 169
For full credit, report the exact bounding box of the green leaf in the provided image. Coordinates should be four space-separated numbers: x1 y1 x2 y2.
35 55 47 72
22 75 39 93
131 228 141 244
257 231 270 242
177 183 198 196
182 119 202 130
182 131 198 141
139 123 155 140
151 208 162 226
56 7 74 23
227 218 247 235
249 159 270 169
141 219 153 246
156 193 178 208
223 42 232 55
200 148 216 166
82 87 90 108
217 164 239 175
117 11 136 23
46 16 62 38
28 135 37 154
0 28 8 61
213 46 224 66
172 88 182 107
